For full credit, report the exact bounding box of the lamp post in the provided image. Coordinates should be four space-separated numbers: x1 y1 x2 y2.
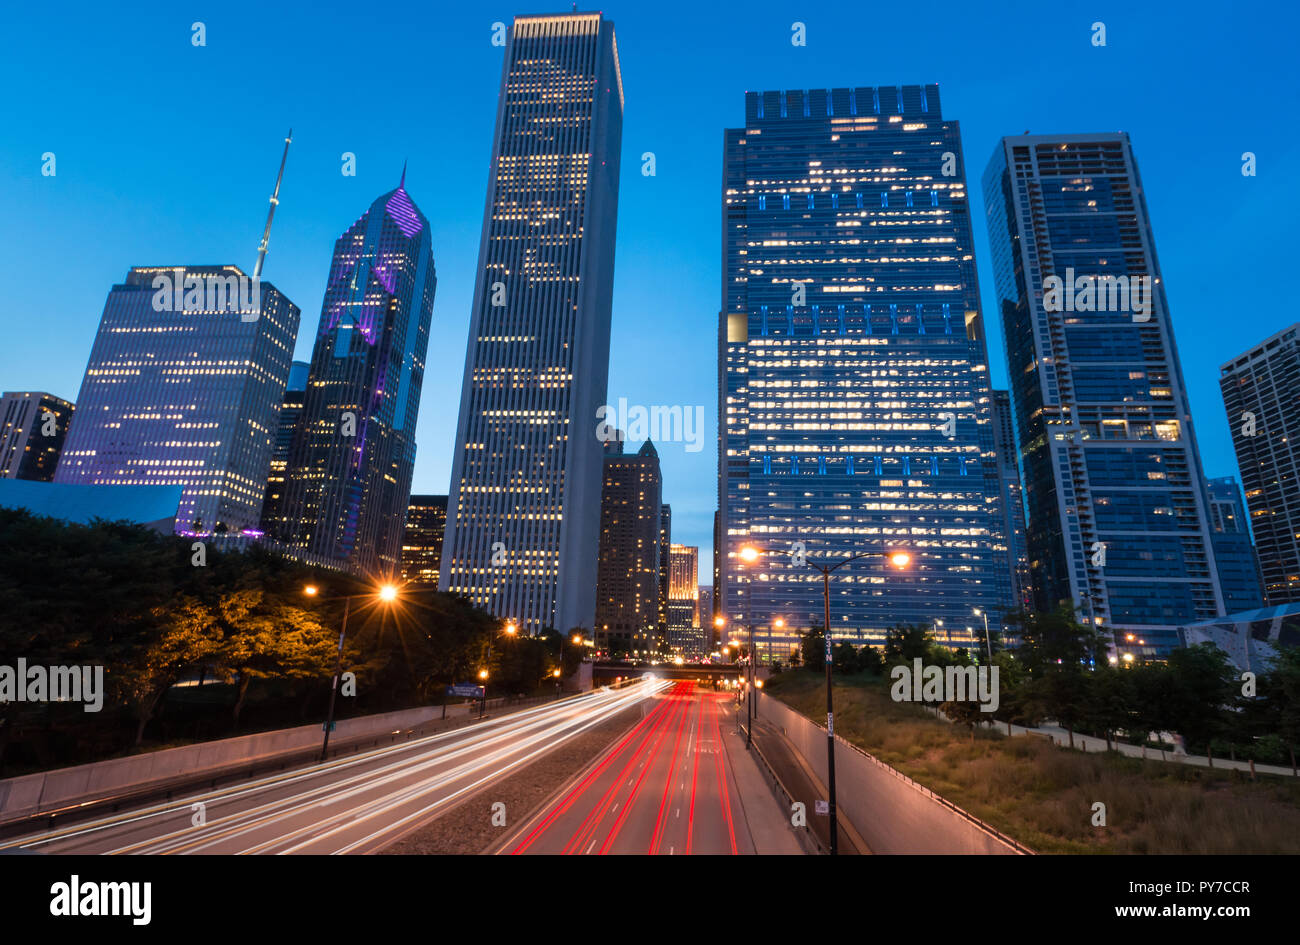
973 608 991 664
304 582 399 761
738 545 762 748
806 548 911 855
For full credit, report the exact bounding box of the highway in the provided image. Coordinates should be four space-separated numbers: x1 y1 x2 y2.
0 678 669 855
503 681 762 855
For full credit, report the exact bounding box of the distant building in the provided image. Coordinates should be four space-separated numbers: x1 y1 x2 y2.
698 585 715 650
594 441 662 655
1220 324 1300 604
668 543 701 657
658 503 672 645
260 361 308 533
54 265 300 539
401 495 447 587
992 389 1032 612
1206 476 1266 613
273 176 436 576
0 391 74 481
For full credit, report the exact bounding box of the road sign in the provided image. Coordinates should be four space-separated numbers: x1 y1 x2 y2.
814 800 829 815
447 683 486 699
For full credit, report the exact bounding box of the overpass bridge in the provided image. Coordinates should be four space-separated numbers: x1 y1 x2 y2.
591 661 743 685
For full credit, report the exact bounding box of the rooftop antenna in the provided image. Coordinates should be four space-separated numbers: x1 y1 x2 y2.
400 159 407 188
253 128 292 280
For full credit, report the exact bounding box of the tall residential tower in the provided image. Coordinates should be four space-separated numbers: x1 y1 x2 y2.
984 134 1224 658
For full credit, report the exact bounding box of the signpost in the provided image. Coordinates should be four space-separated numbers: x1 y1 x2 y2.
445 683 487 720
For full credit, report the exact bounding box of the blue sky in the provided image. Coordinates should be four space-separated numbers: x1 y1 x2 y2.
2 0 1296 581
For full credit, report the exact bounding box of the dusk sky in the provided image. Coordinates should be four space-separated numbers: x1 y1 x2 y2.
2 0 1295 580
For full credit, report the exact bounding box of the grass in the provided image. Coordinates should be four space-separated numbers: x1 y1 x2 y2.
764 669 1300 854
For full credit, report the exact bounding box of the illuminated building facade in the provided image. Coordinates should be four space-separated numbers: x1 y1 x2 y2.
0 391 74 481
401 494 448 587
720 86 1011 653
273 178 436 576
594 439 662 654
441 12 624 634
659 503 672 640
992 388 1032 611
259 360 307 532
55 265 300 537
984 134 1223 658
668 543 703 657
1220 324 1300 604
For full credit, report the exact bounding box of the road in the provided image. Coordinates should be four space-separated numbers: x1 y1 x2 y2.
503 681 769 854
0 678 668 855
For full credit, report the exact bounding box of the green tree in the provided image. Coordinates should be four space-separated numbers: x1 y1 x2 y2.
832 640 860 675
1165 643 1237 767
800 626 827 673
883 623 932 665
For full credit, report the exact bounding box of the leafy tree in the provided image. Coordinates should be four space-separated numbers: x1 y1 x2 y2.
883 623 932 665
858 645 884 676
800 626 826 673
1165 643 1237 767
1083 666 1134 751
832 640 860 675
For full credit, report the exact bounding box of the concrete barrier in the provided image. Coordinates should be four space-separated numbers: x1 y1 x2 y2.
760 696 1031 854
0 703 457 823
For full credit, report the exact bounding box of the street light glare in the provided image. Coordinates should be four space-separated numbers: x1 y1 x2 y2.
478 669 489 679
505 622 517 635
888 551 911 568
378 584 398 602
303 585 318 596
572 633 583 644
739 546 760 563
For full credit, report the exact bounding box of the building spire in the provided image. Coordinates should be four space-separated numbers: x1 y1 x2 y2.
400 159 407 189
253 129 292 281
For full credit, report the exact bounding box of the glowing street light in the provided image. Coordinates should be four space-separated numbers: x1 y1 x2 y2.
378 584 399 602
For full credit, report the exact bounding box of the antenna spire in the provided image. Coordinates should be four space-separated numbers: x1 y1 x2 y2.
253 129 292 281
400 159 407 189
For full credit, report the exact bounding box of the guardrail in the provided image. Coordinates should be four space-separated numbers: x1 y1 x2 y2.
741 720 826 855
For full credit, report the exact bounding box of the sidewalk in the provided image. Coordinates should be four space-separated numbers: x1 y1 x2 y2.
719 703 806 854
956 709 1298 777
741 706 869 854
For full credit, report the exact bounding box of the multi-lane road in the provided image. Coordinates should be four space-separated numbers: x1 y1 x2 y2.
1 679 669 855
502 681 761 855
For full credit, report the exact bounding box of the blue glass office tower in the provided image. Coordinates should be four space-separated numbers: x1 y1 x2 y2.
1206 476 1266 613
719 86 1011 657
442 12 623 634
274 178 436 575
1220 324 1300 605
56 266 299 537
984 134 1224 659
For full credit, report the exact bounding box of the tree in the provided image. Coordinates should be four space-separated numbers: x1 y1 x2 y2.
1131 661 1178 759
832 640 860 674
858 645 884 676
800 626 826 673
1083 666 1134 751
1165 643 1237 767
883 623 932 665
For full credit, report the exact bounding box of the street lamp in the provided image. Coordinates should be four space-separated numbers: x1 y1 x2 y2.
973 608 991 664
806 548 911 855
304 582 400 761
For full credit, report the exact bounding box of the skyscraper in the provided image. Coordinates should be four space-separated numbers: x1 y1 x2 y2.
1206 476 1266 613
992 388 1033 611
1220 323 1300 604
668 543 702 657
259 360 308 533
0 392 74 481
720 86 1011 651
594 439 662 655
401 494 448 588
984 134 1224 657
441 12 624 634
658 503 672 646
56 265 300 537
274 176 436 576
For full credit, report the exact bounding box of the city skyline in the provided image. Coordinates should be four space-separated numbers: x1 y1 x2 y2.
2 1 1294 582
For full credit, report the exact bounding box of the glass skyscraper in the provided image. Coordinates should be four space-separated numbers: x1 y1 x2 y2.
55 266 300 537
719 85 1011 654
1220 323 1300 604
1206 475 1266 613
984 134 1224 658
992 388 1033 612
273 178 436 576
0 391 74 481
441 12 623 634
